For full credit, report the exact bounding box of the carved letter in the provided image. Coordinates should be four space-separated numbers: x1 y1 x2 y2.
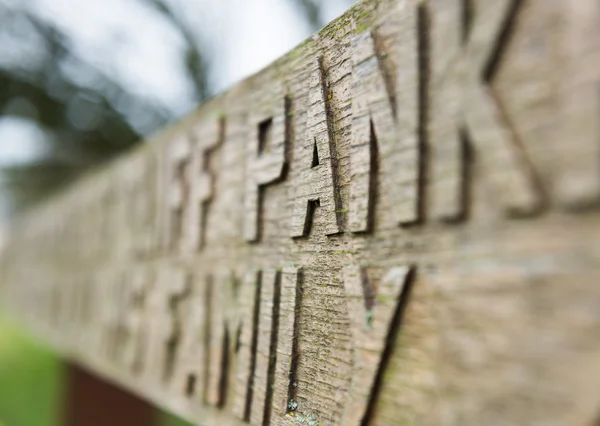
250 269 281 425
130 153 157 256
170 273 210 404
143 266 190 385
184 117 224 251
206 271 241 408
557 0 600 209
122 267 152 376
430 0 543 222
350 3 420 233
238 266 301 425
163 137 191 250
96 269 127 363
290 58 340 237
268 266 301 422
243 85 289 242
232 270 261 421
342 264 415 425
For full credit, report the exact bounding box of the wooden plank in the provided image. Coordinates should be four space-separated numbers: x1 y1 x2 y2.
2 0 600 425
63 363 157 426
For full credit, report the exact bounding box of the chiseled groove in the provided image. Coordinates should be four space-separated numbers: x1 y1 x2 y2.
262 270 282 426
286 269 303 408
360 266 416 426
366 118 379 234
415 1 430 225
244 271 262 422
217 325 230 408
202 274 213 404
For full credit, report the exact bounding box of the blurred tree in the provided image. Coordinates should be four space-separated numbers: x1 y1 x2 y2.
0 3 173 214
143 0 209 102
292 0 324 30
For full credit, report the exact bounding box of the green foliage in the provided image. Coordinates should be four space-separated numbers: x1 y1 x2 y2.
0 319 63 426
0 316 197 426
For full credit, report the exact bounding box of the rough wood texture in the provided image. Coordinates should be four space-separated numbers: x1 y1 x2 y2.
2 0 600 425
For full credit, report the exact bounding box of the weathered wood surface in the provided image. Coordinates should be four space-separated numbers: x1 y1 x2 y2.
2 0 600 425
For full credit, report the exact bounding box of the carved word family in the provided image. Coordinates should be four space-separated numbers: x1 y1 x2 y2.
3 1 598 426
33 264 415 426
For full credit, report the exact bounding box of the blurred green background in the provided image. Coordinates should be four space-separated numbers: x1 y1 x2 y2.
0 318 192 426
0 319 61 426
